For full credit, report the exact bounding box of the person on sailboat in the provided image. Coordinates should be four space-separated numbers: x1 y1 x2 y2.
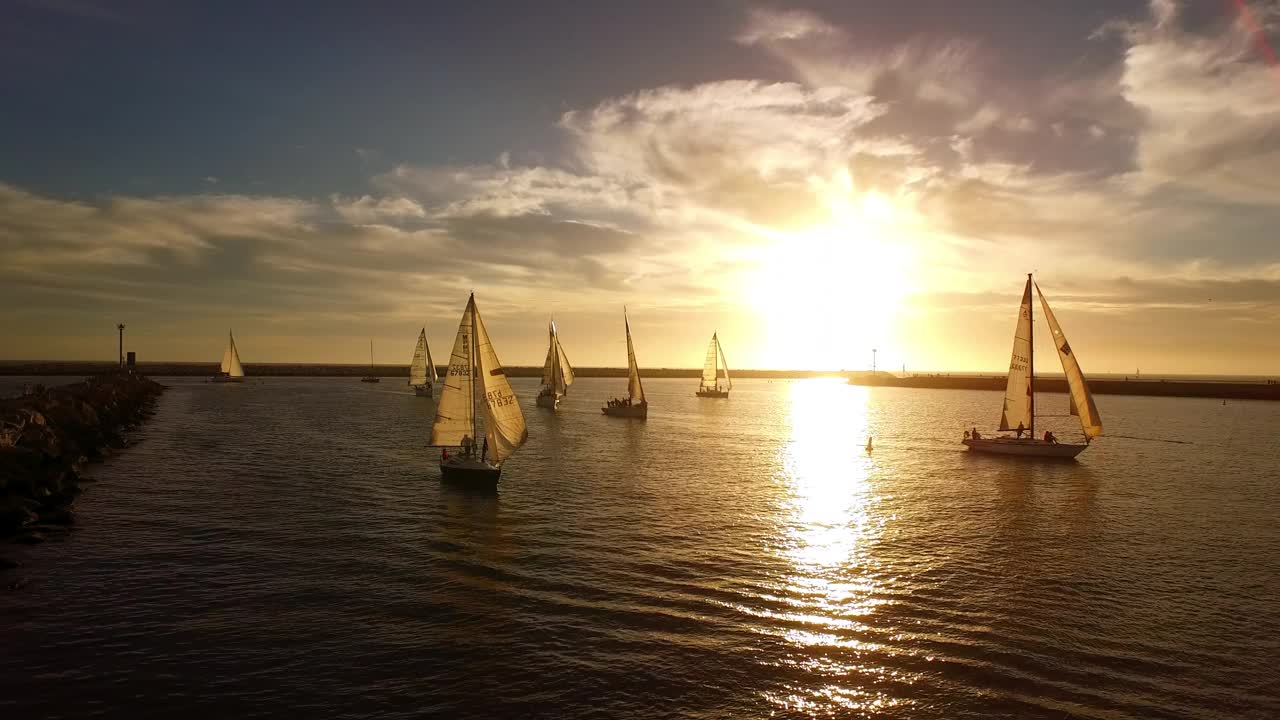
972 427 982 440
1043 430 1057 444
481 437 489 462
461 434 473 457
1015 423 1026 439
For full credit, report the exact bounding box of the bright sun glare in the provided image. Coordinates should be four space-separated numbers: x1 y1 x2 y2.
742 171 916 370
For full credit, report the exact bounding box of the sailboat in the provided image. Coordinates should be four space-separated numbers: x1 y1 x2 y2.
361 339 380 383
602 308 648 419
408 328 436 397
963 274 1103 458
211 330 246 383
695 332 731 398
536 320 574 409
430 293 528 488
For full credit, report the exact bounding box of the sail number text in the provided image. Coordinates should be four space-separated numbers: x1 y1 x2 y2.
486 390 516 407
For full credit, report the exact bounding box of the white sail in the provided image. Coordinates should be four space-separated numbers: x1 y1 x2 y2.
717 334 731 390
221 331 245 377
999 277 1033 433
555 328 574 390
541 325 556 389
424 332 436 383
474 300 528 464
430 301 476 447
625 311 645 403
1036 284 1103 440
700 334 719 390
408 329 429 386
541 321 575 397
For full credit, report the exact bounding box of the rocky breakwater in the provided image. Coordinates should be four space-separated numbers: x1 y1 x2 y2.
0 372 164 551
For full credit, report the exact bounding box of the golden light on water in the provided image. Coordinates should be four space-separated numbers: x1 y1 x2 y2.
759 379 908 714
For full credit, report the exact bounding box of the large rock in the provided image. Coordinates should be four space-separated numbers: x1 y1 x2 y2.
0 372 163 540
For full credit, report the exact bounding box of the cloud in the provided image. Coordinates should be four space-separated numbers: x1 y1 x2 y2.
4 0 1280 371
1110 0 1280 203
330 194 426 225
735 8 838 45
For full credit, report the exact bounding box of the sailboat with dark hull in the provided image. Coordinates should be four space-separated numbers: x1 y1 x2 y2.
602 309 648 419
408 328 436 397
695 332 731 398
430 294 528 488
536 320 574 409
963 274 1103 458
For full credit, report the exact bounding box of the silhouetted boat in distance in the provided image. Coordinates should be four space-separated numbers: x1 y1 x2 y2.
536 320 574 410
431 293 528 488
602 308 648 419
210 330 246 383
963 274 1102 458
361 339 380 383
408 328 435 396
695 332 731 398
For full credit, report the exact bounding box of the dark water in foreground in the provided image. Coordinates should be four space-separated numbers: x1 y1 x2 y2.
2 377 1278 719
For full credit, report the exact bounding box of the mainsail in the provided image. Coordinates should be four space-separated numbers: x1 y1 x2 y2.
625 310 645 403
1036 284 1103 440
474 301 528 464
540 321 574 398
700 333 732 391
998 277 1033 432
430 301 477 448
429 295 527 465
409 328 430 386
700 335 719 390
220 331 245 377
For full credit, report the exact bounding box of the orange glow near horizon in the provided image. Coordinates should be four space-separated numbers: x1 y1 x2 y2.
740 174 917 371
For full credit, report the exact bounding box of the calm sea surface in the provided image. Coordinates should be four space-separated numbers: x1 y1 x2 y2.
2 377 1278 719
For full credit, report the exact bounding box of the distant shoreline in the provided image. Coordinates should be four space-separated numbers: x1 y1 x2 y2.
2 361 1277 400
0 361 835 380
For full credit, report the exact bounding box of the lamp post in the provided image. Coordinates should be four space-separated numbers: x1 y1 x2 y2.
118 324 125 367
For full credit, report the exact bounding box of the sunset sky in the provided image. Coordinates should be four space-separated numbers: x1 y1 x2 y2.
3 0 1279 373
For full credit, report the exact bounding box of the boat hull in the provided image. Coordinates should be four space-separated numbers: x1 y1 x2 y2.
210 375 244 383
602 402 647 419
439 456 501 488
536 393 559 409
696 389 729 398
963 438 1087 459
412 384 433 397
361 377 381 383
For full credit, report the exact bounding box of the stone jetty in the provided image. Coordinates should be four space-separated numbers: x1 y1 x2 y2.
0 372 164 544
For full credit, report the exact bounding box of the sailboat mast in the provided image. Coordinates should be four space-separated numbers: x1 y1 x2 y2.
713 333 720 390
470 297 480 448
550 323 560 392
1027 273 1035 439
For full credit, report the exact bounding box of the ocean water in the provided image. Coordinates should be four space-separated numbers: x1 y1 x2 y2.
2 376 1278 719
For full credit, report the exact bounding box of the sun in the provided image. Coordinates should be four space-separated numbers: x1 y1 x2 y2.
740 176 916 371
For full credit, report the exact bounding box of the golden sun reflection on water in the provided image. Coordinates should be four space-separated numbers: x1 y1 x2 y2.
761 379 908 715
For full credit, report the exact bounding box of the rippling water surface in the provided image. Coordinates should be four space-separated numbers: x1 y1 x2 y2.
3 377 1278 719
